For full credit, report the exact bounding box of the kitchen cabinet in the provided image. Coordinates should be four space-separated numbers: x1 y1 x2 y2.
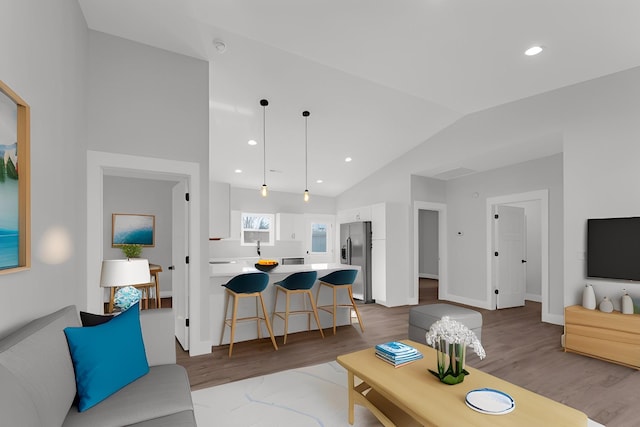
371 203 386 240
209 181 230 239
337 206 372 224
227 210 241 240
276 213 304 241
371 239 386 303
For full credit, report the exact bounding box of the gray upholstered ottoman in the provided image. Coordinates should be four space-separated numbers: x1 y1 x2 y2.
408 303 483 344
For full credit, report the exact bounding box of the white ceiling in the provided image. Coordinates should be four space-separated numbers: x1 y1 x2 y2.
78 0 640 196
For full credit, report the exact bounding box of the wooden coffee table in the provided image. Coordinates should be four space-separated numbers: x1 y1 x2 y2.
336 340 588 427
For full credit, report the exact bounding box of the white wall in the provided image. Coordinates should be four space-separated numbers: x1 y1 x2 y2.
445 154 562 310
411 175 447 204
87 31 210 352
0 0 88 335
103 176 175 297
230 187 336 214
87 31 207 163
563 66 640 312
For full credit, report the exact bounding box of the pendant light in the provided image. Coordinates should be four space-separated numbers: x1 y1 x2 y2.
303 110 310 202
260 99 269 197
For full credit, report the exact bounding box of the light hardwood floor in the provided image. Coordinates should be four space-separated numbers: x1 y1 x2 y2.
176 280 640 426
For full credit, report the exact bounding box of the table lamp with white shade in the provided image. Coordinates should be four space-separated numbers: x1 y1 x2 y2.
100 259 151 312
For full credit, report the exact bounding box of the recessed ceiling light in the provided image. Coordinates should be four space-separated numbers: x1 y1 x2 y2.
525 46 543 56
345 157 352 162
234 169 242 173
316 179 323 184
248 139 257 146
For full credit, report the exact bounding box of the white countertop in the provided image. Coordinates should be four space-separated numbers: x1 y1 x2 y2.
209 262 357 277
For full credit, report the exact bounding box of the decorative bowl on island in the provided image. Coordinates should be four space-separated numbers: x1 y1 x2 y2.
255 259 278 272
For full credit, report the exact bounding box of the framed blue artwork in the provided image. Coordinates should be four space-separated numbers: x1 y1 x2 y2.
0 80 30 273
112 214 155 247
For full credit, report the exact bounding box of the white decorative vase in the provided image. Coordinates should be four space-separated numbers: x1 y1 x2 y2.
622 291 633 315
599 296 613 313
582 284 596 310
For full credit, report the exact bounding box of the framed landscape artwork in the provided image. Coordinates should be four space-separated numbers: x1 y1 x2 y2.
112 214 155 247
0 80 30 274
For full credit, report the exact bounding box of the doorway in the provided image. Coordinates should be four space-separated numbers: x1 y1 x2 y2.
418 209 439 303
413 201 447 305
87 150 207 356
486 190 549 322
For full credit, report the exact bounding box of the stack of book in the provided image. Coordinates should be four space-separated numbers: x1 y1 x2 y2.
375 341 423 367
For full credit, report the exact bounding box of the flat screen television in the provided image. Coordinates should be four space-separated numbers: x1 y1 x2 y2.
587 217 640 281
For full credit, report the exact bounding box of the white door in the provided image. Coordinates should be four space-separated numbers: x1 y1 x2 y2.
305 215 335 264
494 205 526 309
172 180 189 350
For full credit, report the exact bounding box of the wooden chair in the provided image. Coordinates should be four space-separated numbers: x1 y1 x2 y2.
219 272 278 357
316 269 365 335
272 271 324 344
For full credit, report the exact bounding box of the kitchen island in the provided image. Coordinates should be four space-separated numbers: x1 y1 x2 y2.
210 262 361 346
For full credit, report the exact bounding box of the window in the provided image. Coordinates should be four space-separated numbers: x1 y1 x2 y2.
241 213 274 246
310 222 329 254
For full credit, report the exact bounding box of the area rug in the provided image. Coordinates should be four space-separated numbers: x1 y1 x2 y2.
191 361 605 426
191 361 380 426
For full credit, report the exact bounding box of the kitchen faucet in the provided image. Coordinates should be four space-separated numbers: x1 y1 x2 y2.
257 240 261 257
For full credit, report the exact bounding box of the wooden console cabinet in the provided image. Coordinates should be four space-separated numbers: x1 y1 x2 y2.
564 305 640 369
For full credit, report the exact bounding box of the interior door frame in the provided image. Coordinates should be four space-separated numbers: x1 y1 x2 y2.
486 190 551 322
413 201 447 305
172 179 190 350
87 150 208 356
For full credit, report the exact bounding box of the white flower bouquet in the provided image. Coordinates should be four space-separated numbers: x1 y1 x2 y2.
425 316 486 384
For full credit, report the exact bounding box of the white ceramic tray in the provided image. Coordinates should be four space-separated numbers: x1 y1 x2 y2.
465 388 515 415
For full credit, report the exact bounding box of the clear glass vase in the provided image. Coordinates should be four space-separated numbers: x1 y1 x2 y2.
430 339 468 385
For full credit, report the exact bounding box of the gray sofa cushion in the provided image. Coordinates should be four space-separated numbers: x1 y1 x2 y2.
0 305 79 427
127 410 197 427
0 365 40 427
139 308 176 366
62 364 193 427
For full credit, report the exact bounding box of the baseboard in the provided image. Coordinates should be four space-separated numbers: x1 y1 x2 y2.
525 293 542 303
440 293 492 310
543 312 564 326
189 339 213 356
419 273 439 280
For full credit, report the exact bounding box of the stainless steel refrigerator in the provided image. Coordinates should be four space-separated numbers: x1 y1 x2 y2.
340 221 374 303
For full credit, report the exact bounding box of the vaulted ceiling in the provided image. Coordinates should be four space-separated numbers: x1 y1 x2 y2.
79 0 640 196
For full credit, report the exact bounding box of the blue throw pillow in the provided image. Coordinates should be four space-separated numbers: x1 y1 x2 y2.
64 303 149 412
